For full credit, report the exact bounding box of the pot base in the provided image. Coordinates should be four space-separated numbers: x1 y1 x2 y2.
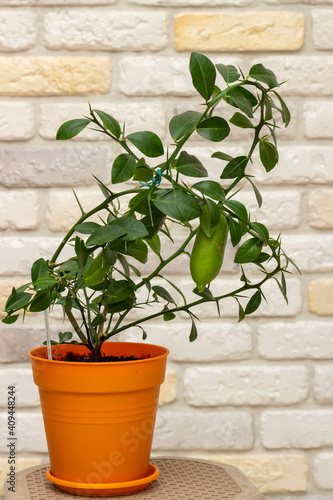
46 463 159 497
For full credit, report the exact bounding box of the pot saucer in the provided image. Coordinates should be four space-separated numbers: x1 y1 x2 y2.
46 463 159 497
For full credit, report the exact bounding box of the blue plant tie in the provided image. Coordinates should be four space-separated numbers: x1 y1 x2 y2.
139 168 161 188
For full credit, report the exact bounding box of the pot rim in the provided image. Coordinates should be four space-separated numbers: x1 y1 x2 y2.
28 342 169 366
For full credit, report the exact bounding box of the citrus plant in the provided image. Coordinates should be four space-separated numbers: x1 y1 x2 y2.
2 52 298 361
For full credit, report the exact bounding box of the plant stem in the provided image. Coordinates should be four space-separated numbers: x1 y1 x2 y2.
50 189 139 264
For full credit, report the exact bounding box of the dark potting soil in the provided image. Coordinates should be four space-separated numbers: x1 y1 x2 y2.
57 352 150 363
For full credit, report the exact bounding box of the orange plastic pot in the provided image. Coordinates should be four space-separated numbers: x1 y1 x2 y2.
29 342 169 496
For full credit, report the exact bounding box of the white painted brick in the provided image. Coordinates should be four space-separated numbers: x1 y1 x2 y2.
40 102 166 140
239 190 301 229
0 237 73 276
0 368 39 407
0 325 65 363
0 190 39 229
312 10 333 49
314 365 333 404
119 56 195 96
123 321 252 362
282 234 333 273
314 453 333 489
154 410 253 450
252 147 333 185
47 189 106 232
304 102 333 139
44 11 168 51
252 56 333 96
0 10 36 51
0 102 34 140
260 410 333 449
176 277 302 319
0 146 109 187
0 0 117 3
0 411 47 452
129 0 251 5
184 366 309 406
266 0 333 3
258 321 333 360
158 369 177 406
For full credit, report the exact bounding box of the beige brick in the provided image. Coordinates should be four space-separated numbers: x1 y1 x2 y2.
158 369 178 406
207 454 308 493
308 189 333 229
308 279 333 316
0 57 111 96
175 11 305 51
0 457 42 497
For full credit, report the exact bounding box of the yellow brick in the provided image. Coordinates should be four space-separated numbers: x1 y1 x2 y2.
309 279 333 316
0 57 111 96
175 11 305 52
205 454 308 493
0 457 42 497
159 369 178 406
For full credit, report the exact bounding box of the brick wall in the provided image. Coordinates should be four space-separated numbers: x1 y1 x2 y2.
0 1 332 498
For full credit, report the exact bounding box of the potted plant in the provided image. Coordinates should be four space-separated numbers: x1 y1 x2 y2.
2 52 297 496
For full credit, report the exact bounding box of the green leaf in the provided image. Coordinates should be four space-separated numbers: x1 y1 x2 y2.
127 131 164 158
56 119 90 140
111 216 149 242
220 156 248 179
272 91 291 127
228 218 243 247
200 200 221 238
211 151 233 162
33 276 57 290
58 331 73 343
94 110 121 138
152 285 176 305
196 116 230 142
189 52 216 101
111 154 137 184
86 225 127 247
229 112 254 129
175 151 208 177
141 210 166 239
247 178 262 208
82 251 109 287
249 63 279 89
29 291 51 313
152 189 201 222
163 310 176 321
245 290 262 315
169 111 201 141
123 239 148 264
75 222 101 234
234 238 262 263
254 252 270 264
189 318 198 342
226 87 257 118
238 302 245 322
105 280 134 304
250 222 269 245
223 199 248 222
2 314 19 324
259 140 279 172
31 258 49 283
145 234 161 255
6 292 32 311
75 236 89 269
216 64 240 84
192 180 225 201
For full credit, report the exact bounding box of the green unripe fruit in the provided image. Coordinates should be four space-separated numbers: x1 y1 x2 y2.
190 211 228 293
